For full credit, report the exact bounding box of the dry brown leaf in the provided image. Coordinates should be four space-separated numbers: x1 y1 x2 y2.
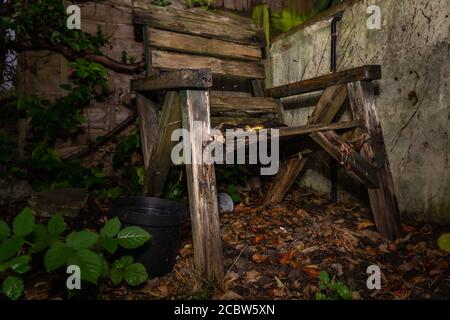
357 220 375 230
250 253 269 264
220 290 243 300
245 270 261 283
279 250 295 265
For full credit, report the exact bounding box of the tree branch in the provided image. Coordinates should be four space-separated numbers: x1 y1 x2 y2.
13 39 145 74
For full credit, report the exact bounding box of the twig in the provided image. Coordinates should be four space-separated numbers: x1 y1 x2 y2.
225 243 248 279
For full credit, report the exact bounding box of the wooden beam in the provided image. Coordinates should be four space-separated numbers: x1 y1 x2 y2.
131 69 213 92
278 120 364 138
264 156 309 204
136 94 158 170
151 50 265 79
143 92 181 197
348 81 402 240
210 95 279 114
147 28 262 62
180 90 224 285
265 85 348 204
133 5 264 46
310 130 379 188
268 65 381 98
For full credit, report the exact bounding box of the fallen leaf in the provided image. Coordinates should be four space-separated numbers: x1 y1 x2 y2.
274 276 284 288
245 270 261 283
250 253 269 264
357 220 375 230
270 287 286 298
279 250 295 265
220 290 243 300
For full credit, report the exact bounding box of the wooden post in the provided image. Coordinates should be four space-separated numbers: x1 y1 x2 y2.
347 81 402 240
180 90 224 285
143 92 181 197
136 94 158 170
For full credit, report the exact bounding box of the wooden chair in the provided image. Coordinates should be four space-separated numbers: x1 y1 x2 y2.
131 4 401 285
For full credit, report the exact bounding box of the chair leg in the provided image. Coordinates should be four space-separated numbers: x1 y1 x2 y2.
180 89 224 285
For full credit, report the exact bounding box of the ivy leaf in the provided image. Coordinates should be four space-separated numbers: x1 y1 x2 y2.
117 227 151 249
0 237 25 263
66 231 99 250
2 276 24 300
67 249 102 284
7 255 32 274
124 263 148 286
44 242 73 272
100 237 119 254
100 217 121 238
13 208 35 237
47 214 66 237
0 220 11 241
110 268 124 286
437 234 450 253
100 257 110 278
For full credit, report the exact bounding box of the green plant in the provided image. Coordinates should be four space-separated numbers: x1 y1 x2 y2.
437 233 450 253
152 0 172 6
0 208 151 300
185 0 214 9
315 271 352 300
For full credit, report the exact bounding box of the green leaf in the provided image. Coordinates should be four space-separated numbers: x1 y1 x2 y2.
66 231 99 250
113 256 133 269
124 263 148 286
319 271 330 285
110 268 124 286
44 242 73 272
333 282 352 300
100 237 119 254
100 257 110 278
0 220 10 241
0 237 25 263
117 226 151 249
437 233 450 253
100 217 121 238
13 208 35 237
47 214 66 237
7 255 32 274
2 276 24 300
67 249 102 284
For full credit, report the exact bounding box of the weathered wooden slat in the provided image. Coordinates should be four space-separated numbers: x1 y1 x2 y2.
151 50 265 79
136 94 158 170
210 95 279 114
310 130 379 188
180 90 224 285
131 69 212 92
278 120 364 138
211 117 278 128
148 28 262 62
348 81 402 240
264 156 309 204
143 92 182 197
133 5 264 46
265 85 349 204
268 65 381 98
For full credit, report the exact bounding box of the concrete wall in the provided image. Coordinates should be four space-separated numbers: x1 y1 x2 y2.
269 0 449 223
17 0 144 174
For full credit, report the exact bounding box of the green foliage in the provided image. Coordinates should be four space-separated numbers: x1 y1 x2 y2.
152 0 172 6
185 0 214 9
162 167 186 202
216 165 251 203
0 209 151 300
437 234 450 253
316 271 353 300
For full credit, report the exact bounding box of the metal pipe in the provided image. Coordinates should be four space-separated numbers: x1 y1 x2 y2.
330 14 342 203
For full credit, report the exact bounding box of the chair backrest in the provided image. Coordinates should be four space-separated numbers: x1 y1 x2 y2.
133 4 266 80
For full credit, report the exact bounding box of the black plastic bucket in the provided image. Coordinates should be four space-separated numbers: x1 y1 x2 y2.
110 197 188 277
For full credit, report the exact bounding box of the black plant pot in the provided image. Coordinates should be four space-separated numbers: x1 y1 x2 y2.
110 197 188 278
